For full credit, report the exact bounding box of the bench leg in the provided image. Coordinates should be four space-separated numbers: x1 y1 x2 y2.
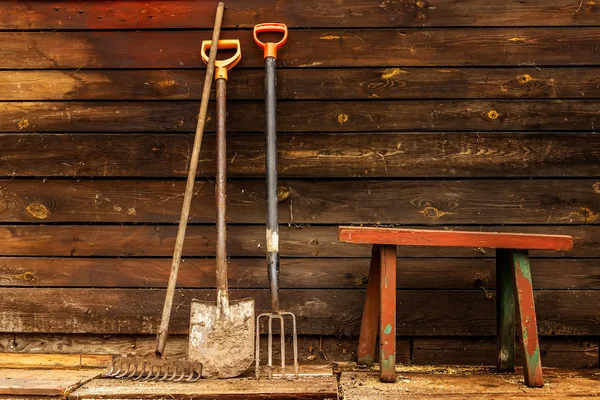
496 248 515 372
511 249 544 388
379 245 397 383
357 245 381 366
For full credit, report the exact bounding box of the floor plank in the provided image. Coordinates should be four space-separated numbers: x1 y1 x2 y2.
70 375 338 400
339 366 600 399
0 354 111 369
0 369 101 396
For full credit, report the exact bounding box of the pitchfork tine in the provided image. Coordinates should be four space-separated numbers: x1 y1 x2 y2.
290 312 299 377
268 315 274 379
279 315 285 378
255 312 299 379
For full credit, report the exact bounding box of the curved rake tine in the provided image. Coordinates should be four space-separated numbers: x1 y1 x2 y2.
146 365 161 381
158 366 173 382
133 365 151 381
115 362 132 378
125 363 139 379
151 367 164 381
139 366 152 381
134 367 148 380
105 361 117 377
167 367 182 382
172 369 187 382
106 360 123 377
185 369 201 382
109 363 123 378
147 366 163 381
182 369 193 382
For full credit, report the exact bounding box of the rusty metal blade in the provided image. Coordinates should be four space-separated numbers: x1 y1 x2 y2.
189 297 255 379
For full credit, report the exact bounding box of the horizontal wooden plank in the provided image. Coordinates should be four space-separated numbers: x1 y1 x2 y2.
3 132 600 178
1 225 598 258
0 369 101 396
2 68 600 101
2 101 599 133
0 334 388 364
1 179 599 224
412 337 599 368
0 288 598 336
1 257 598 289
0 335 411 367
2 29 599 69
339 226 573 250
3 1 599 29
69 375 338 400
0 353 110 369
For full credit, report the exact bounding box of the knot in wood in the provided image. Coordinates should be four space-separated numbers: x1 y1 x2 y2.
26 202 50 219
487 110 500 120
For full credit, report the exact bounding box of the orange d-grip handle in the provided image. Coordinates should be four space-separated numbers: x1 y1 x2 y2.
201 39 242 81
253 23 288 59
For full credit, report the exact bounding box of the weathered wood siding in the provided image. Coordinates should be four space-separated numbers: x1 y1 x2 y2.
0 0 599 366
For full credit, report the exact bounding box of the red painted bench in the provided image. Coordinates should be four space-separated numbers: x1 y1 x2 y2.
338 226 574 387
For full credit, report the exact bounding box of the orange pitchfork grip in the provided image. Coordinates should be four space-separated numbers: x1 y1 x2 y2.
253 23 288 59
201 39 242 81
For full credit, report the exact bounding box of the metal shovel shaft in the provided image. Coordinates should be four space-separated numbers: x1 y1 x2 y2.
265 56 280 313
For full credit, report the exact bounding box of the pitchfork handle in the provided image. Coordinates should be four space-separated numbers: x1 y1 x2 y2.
256 23 288 313
265 55 280 313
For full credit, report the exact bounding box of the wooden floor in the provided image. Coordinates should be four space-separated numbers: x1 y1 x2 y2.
339 365 600 399
0 364 599 399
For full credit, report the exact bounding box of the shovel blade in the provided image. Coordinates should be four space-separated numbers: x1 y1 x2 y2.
189 297 255 379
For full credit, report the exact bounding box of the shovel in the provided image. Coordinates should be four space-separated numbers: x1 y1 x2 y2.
188 39 255 379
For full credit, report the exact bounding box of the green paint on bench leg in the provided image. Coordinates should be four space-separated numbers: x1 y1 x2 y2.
380 353 396 382
496 248 515 373
384 324 392 335
517 252 531 277
358 354 374 365
511 249 544 388
381 353 395 369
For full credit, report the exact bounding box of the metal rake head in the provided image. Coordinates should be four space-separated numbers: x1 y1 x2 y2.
105 356 202 382
255 311 299 379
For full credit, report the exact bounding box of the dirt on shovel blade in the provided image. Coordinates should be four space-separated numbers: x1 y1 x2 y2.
189 298 255 379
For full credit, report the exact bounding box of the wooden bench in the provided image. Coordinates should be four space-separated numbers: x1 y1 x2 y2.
338 226 574 387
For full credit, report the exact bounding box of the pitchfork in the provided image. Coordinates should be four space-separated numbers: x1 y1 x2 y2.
253 23 299 379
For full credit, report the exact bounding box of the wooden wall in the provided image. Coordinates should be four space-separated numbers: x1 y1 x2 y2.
0 0 599 367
